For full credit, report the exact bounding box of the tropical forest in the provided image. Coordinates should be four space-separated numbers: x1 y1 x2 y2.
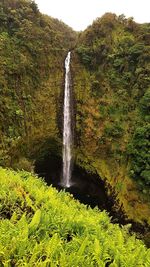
0 0 150 266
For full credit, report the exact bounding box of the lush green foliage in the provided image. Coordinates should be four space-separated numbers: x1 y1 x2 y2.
127 123 150 187
127 87 150 192
0 1 149 232
0 168 150 266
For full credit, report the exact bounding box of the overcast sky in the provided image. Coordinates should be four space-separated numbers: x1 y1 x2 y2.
34 0 150 31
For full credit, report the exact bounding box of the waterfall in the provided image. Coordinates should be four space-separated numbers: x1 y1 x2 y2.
62 51 72 188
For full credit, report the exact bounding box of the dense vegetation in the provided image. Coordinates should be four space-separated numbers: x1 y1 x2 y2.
0 168 150 266
0 0 76 168
72 13 150 223
0 1 150 232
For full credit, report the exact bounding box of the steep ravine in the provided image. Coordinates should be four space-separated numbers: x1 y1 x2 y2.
33 47 150 246
0 1 149 247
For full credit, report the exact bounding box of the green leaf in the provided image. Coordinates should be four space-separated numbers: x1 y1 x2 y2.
29 209 41 232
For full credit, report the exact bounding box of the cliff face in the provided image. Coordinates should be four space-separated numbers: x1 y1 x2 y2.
72 13 150 224
0 0 76 168
0 3 150 225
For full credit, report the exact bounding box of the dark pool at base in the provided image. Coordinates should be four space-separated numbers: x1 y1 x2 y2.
35 158 131 225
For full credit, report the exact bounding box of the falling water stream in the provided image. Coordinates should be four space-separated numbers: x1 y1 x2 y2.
62 52 72 187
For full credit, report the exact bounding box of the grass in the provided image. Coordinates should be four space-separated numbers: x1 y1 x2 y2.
0 167 150 266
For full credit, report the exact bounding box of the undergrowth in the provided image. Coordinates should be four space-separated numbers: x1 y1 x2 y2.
0 167 150 266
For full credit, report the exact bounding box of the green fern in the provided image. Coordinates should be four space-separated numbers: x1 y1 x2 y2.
0 168 149 267
29 209 41 232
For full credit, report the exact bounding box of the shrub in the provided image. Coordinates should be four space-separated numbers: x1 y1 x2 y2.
127 124 150 187
104 122 124 138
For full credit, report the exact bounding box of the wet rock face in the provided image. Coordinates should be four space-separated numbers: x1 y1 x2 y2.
34 152 62 185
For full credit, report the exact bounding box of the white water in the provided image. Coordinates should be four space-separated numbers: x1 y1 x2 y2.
62 51 72 187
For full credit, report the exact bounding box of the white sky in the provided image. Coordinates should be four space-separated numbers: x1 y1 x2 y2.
34 0 150 31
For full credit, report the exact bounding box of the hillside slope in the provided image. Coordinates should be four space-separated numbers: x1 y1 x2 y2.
0 168 150 266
